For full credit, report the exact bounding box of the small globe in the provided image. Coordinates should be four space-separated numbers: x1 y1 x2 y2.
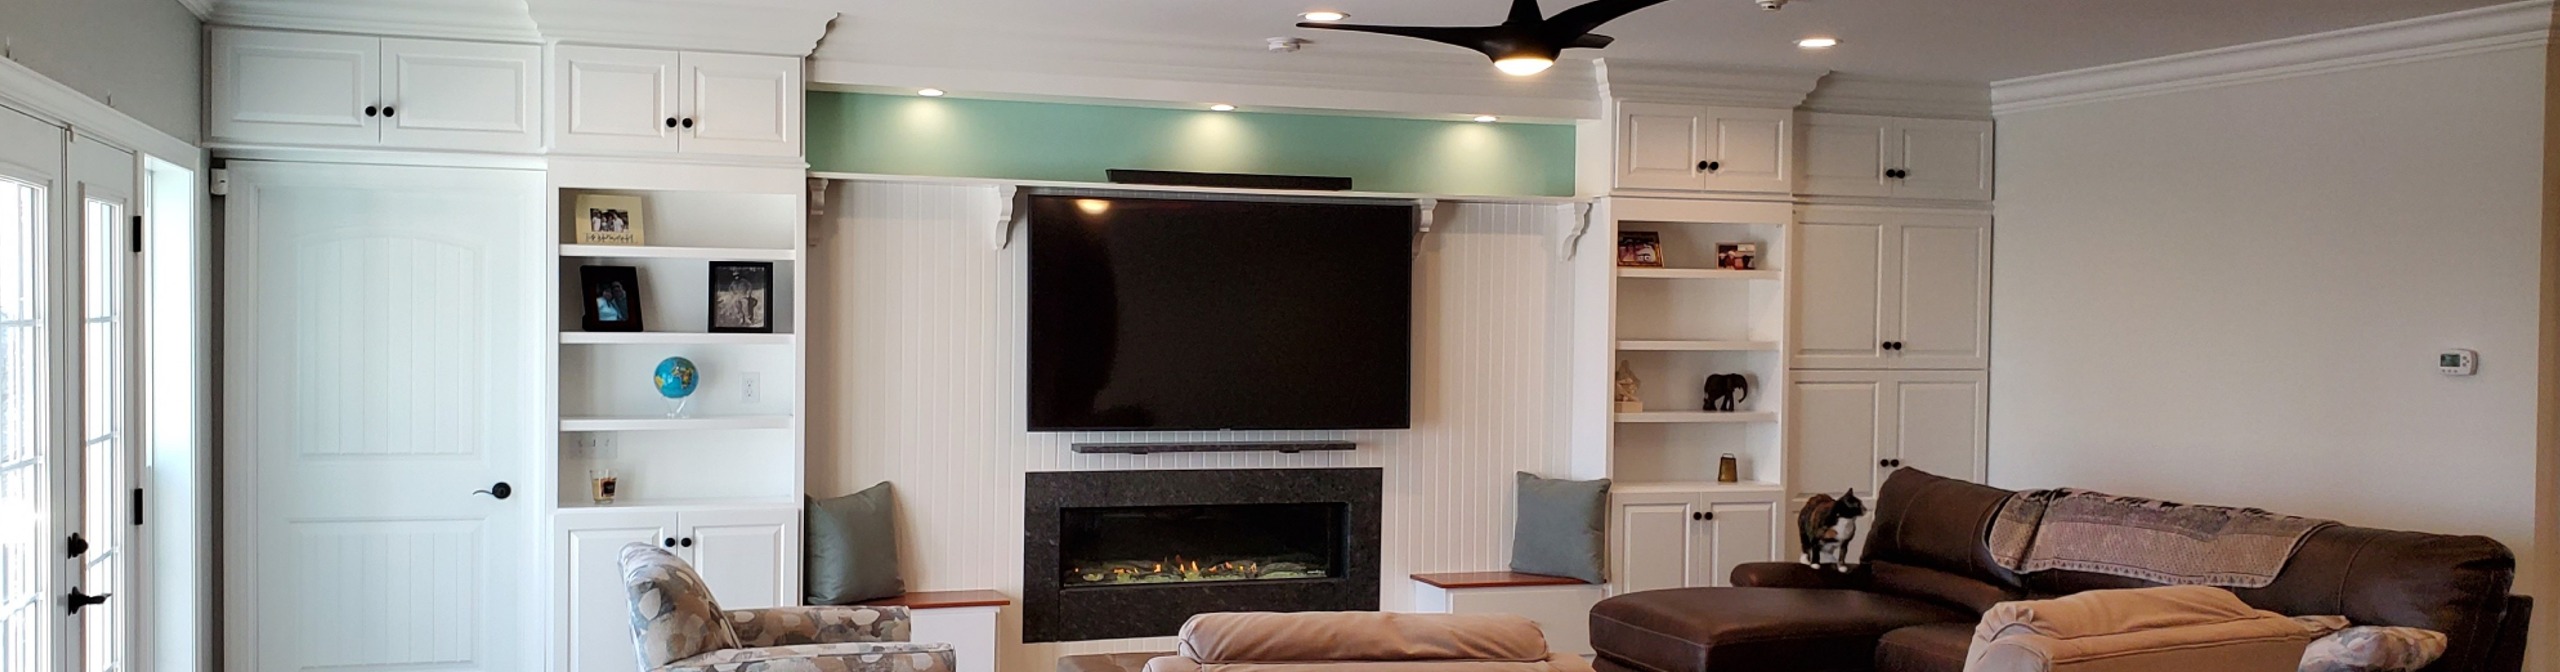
653 357 699 399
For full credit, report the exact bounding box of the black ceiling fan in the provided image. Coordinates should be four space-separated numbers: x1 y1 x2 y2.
1294 0 1677 76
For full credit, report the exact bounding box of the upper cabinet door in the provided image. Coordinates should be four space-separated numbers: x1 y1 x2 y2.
1789 372 1887 501
379 39 541 153
1616 103 1709 191
677 52 802 158
1695 107 1792 194
1793 216 1889 367
1800 114 1895 198
210 29 380 147
1893 119 1994 201
553 45 681 155
1892 214 1990 369
1892 371 1986 482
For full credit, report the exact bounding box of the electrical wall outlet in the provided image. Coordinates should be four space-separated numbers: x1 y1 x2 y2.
571 434 616 459
742 372 763 404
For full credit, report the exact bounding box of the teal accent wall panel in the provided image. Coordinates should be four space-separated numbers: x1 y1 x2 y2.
807 92 1577 197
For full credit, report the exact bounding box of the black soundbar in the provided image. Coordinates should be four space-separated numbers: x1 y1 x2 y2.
1071 440 1357 455
1105 169 1354 191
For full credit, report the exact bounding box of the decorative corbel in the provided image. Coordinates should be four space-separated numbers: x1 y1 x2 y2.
992 184 1021 250
1561 201 1595 260
1412 198 1439 258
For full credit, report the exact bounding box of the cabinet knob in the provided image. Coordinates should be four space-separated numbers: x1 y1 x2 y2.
1691 511 1715 521
663 538 677 548
666 117 679 128
681 117 695 129
680 537 694 548
364 105 378 118
382 106 395 117
1698 160 1722 173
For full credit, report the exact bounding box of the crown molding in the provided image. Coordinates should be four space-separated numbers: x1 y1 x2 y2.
1992 0 2553 115
1595 59 1826 109
208 0 542 43
527 0 836 56
175 0 214 20
1803 75 1992 120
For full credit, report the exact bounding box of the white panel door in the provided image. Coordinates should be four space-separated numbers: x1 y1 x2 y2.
1616 103 1706 191
1696 108 1792 194
210 29 380 147
680 507 798 609
1610 491 1703 593
1700 497 1778 587
678 53 801 158
1893 119 1995 202
1893 371 1986 482
380 39 542 153
555 510 676 672
1789 373 1886 501
223 162 544 672
1800 114 1893 198
0 105 64 672
553 45 681 155
1893 217 1990 369
1792 218 1888 367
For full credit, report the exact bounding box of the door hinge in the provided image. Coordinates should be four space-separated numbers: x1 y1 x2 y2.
209 168 230 196
130 215 142 254
132 487 143 526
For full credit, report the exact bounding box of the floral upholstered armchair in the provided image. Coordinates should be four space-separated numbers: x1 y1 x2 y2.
620 543 959 672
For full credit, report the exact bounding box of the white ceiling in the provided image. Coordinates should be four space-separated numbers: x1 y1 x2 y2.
821 0 2517 84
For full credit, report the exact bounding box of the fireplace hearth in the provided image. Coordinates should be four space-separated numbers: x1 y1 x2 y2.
1024 468 1382 642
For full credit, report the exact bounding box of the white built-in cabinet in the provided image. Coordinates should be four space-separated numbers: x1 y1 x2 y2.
210 28 542 152
551 45 803 158
1610 487 1782 593
1791 206 1989 370
556 506 799 672
1800 113 1994 202
1615 103 1794 194
1787 369 1985 559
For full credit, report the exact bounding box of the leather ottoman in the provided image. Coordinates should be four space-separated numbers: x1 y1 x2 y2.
1590 588 1970 672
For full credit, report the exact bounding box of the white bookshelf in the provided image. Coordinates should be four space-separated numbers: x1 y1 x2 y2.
559 415 795 432
560 332 796 346
560 244 799 262
1615 411 1778 424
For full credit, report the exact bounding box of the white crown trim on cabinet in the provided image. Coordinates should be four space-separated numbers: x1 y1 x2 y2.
1596 59 1827 110
210 0 545 43
1802 76 1994 121
1992 0 2554 115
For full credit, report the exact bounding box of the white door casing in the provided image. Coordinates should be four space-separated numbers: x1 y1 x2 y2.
380 39 542 152
222 162 544 672
210 29 380 147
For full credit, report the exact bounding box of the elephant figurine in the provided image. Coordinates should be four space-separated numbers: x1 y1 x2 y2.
1703 374 1750 412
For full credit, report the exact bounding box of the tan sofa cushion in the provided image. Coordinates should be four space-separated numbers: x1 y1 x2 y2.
1964 587 2318 672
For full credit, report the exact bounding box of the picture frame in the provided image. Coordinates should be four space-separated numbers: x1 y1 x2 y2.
1716 242 1760 270
580 265 646 332
1617 231 1664 268
708 261 775 334
573 193 646 246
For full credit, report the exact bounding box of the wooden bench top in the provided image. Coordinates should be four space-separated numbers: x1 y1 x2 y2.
1410 571 1593 589
858 590 1013 609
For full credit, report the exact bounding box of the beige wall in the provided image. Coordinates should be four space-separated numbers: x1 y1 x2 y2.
2535 5 2560 670
0 0 201 142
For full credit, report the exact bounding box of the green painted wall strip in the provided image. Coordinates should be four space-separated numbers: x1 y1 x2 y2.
806 92 1577 197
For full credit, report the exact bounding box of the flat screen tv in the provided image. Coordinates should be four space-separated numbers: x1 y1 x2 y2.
1027 195 1414 432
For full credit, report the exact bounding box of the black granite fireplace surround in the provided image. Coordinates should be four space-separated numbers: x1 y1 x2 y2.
1024 468 1382 642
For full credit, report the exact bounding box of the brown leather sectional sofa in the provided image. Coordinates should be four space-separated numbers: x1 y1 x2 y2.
1588 469 2535 672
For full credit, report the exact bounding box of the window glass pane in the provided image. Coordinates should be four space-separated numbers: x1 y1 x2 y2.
79 196 122 672
0 177 44 672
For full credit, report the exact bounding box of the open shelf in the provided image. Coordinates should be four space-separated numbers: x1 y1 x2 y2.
1613 481 1785 495
560 244 798 262
560 332 795 346
1618 340 1780 352
555 497 800 512
1615 411 1778 424
560 415 794 432
1617 268 1780 281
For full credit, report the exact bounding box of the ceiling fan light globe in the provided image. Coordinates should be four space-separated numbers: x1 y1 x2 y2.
1494 56 1556 76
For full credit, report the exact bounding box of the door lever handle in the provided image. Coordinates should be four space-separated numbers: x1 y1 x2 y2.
472 482 512 500
67 587 110 614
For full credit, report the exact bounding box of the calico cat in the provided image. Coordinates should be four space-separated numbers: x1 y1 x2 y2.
1797 489 1867 571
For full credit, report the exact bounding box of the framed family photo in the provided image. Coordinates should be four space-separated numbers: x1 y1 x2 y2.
1617 231 1664 268
580 265 646 332
574 193 646 246
709 261 774 333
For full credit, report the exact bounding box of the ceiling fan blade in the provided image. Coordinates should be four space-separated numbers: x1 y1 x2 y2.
1543 0 1675 44
1571 33 1615 49
1295 22 1506 50
1507 0 1546 24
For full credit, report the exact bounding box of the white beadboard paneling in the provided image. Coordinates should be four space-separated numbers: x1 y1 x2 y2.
808 182 1579 671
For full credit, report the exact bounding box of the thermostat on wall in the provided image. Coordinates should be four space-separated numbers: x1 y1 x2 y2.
2439 349 2478 376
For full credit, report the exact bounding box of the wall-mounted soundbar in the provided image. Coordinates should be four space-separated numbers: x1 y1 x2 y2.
1070 440 1358 455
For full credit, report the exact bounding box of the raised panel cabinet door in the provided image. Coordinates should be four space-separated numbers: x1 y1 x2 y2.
1893 215 1990 369
1800 114 1895 198
1893 371 1986 482
1700 496 1779 587
677 52 803 157
556 510 678 672
1893 119 1994 201
553 45 680 155
1792 216 1889 367
681 507 800 609
1790 373 1887 501
1610 491 1704 593
1616 102 1708 191
210 28 380 146
1696 108 1793 193
222 163 544 672
379 39 542 152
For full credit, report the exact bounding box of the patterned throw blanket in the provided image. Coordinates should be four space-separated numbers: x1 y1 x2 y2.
1986 489 2335 588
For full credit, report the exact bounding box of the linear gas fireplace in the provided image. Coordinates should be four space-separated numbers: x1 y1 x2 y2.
1024 468 1382 642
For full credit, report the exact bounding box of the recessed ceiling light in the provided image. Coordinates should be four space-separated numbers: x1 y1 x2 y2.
917 88 946 97
1795 37 1840 49
1473 115 1499 123
1209 103 1238 112
1300 10 1348 22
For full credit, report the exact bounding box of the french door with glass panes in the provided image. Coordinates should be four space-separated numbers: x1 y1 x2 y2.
0 106 142 672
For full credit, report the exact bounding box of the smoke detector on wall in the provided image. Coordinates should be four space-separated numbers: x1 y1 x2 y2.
1268 37 1310 52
